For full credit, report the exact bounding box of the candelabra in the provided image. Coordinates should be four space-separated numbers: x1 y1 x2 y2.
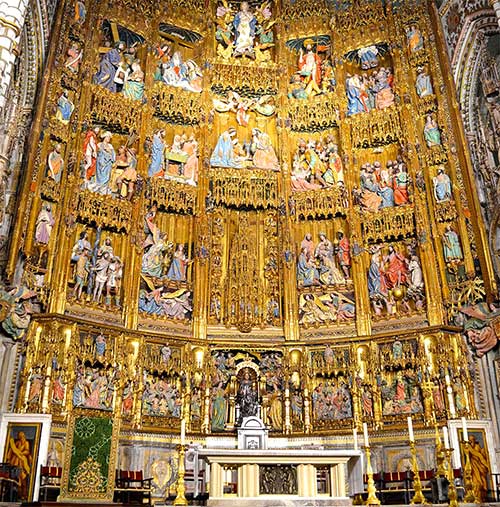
434 426 447 478
462 441 476 503
173 444 188 506
444 448 458 507
409 440 427 504
364 445 380 505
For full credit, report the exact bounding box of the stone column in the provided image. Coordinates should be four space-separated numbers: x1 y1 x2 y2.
209 462 224 498
330 464 347 497
297 464 317 497
237 464 259 497
0 0 28 116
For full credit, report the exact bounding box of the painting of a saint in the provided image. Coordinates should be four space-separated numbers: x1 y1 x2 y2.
3 423 42 501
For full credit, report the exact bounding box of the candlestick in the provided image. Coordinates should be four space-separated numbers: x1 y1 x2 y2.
180 419 186 446
173 444 188 506
434 425 446 478
353 427 358 450
462 441 476 503
364 445 380 505
363 422 369 447
407 416 414 442
445 448 458 507
442 426 449 449
409 440 428 504
461 417 468 442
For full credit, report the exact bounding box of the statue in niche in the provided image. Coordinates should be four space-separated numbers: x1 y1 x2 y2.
407 254 425 310
64 42 82 73
148 129 166 177
56 91 74 124
406 25 424 52
47 144 64 183
415 67 434 97
336 231 351 279
424 114 441 147
362 386 374 417
74 0 86 24
237 371 259 422
232 1 258 58
442 225 463 263
155 45 202 93
211 382 227 431
87 131 115 194
393 159 410 206
216 1 274 62
83 126 100 181
297 39 323 97
432 167 452 203
35 204 55 245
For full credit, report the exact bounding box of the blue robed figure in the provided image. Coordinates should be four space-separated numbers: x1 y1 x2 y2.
210 130 245 168
346 75 366 116
94 43 123 92
148 131 166 177
94 133 116 194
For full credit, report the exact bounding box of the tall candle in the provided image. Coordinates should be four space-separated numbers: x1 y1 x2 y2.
407 416 414 442
353 428 358 450
442 426 450 449
461 417 468 442
363 422 369 447
180 419 186 446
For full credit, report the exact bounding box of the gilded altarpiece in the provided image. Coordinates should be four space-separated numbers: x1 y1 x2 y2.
6 0 498 492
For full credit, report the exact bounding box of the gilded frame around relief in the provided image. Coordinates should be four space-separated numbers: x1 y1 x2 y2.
58 409 120 502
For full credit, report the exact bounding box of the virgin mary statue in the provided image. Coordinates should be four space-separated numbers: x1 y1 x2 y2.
232 2 257 58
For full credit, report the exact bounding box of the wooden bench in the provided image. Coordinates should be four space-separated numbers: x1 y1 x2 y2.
39 466 63 501
114 470 152 506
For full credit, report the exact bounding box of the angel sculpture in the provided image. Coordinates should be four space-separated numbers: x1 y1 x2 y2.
215 0 275 62
212 91 276 126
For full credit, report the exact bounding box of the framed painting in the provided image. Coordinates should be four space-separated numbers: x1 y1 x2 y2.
0 413 52 501
448 419 498 502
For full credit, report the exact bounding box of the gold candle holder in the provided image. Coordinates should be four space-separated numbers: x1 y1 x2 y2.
409 440 428 504
462 441 476 504
444 448 458 507
364 445 380 505
173 444 188 506
434 426 447 478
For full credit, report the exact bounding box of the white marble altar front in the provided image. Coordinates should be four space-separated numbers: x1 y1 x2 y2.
197 448 363 507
